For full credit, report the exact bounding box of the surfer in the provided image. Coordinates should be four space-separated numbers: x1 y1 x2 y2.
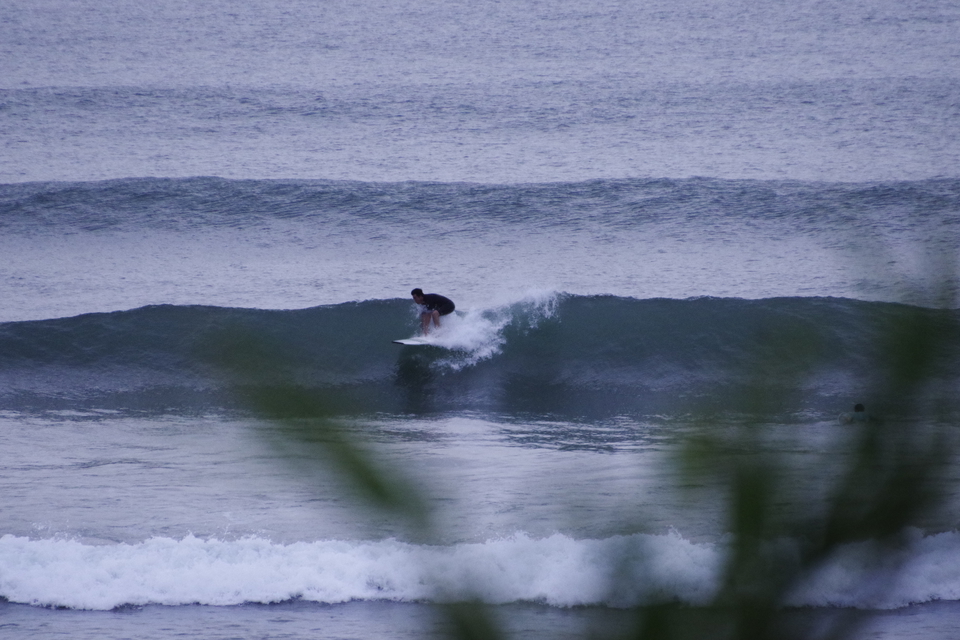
838 403 870 424
411 288 455 335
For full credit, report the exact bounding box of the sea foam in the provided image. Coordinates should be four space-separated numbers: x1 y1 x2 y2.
0 531 715 610
5 529 960 611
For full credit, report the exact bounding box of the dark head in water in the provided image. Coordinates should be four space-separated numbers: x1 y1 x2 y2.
839 403 870 424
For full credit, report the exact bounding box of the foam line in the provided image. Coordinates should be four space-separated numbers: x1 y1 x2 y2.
0 532 716 610
6 529 960 611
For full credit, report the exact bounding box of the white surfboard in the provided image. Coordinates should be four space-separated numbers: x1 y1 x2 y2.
392 337 433 346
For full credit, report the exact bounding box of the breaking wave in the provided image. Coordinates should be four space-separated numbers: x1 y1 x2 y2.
0 294 957 419
3 528 960 611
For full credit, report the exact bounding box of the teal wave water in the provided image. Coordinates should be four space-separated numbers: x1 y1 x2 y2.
2 295 957 419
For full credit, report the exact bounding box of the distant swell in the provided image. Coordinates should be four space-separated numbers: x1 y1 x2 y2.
0 295 958 419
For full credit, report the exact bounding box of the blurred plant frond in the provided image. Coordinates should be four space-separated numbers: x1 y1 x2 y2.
667 260 959 640
200 324 428 527
202 323 504 637
203 255 957 640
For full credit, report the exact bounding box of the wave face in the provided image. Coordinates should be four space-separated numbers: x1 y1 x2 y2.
3 528 959 611
1 295 957 419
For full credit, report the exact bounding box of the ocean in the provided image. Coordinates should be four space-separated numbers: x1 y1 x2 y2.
2 1 960 639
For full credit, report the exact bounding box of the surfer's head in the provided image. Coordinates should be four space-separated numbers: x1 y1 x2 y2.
854 403 865 412
411 288 424 303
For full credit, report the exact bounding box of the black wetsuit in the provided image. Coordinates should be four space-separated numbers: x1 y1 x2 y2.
421 293 455 316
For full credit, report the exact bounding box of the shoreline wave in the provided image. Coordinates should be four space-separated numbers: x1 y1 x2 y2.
3 528 959 612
